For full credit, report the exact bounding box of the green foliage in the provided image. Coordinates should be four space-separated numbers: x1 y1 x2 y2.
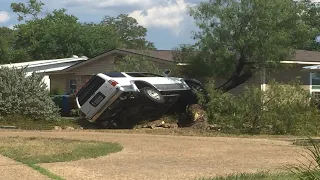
202 79 320 135
0 0 154 64
13 9 121 60
0 27 16 64
11 0 44 21
0 67 59 121
50 88 64 96
186 0 320 91
102 14 155 50
202 172 295 180
114 55 162 73
290 137 320 179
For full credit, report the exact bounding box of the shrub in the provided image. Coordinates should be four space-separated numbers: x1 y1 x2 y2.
0 67 59 121
202 79 320 135
290 137 320 179
262 79 320 135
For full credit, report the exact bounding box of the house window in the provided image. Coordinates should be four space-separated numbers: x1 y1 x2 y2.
69 79 77 94
311 72 320 91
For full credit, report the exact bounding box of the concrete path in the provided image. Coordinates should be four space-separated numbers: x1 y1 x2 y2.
0 154 49 180
0 131 309 180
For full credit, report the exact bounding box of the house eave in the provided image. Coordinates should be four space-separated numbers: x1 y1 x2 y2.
280 61 320 65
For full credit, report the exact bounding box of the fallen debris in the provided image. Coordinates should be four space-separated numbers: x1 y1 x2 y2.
54 126 62 131
186 104 209 130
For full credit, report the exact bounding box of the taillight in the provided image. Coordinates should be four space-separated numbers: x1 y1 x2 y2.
108 79 118 86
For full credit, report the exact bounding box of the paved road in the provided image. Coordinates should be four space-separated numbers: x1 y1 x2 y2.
0 131 309 180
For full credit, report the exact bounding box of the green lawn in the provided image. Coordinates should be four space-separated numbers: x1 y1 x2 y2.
0 136 123 180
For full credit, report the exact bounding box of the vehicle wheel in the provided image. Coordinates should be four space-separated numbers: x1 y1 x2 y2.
140 87 165 104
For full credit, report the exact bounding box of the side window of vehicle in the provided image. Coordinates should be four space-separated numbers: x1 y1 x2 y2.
104 72 126 77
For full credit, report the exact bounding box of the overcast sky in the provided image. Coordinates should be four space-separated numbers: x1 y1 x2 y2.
0 0 205 50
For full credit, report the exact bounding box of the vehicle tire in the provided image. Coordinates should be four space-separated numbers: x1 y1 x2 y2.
140 87 165 104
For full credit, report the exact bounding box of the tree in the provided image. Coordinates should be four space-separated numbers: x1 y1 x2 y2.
79 23 122 58
11 0 44 22
0 27 15 63
13 9 122 60
296 0 320 51
102 14 155 50
187 0 316 92
114 55 161 73
8 0 155 62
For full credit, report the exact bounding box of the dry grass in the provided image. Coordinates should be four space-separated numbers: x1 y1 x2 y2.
0 136 122 164
90 128 300 140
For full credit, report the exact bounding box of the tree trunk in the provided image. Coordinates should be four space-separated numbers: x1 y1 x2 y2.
218 71 253 92
216 55 254 92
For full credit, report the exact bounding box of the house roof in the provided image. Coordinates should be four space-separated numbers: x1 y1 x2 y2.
59 49 178 73
0 55 88 69
54 48 320 74
118 49 320 63
287 50 320 63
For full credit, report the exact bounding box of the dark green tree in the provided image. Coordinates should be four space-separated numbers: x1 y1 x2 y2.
10 0 44 22
184 0 317 92
102 14 155 50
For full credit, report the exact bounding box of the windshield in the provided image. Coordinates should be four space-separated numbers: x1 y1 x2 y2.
126 72 163 77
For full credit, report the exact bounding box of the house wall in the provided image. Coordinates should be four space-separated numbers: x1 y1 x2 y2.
49 74 76 94
265 64 310 91
69 55 118 75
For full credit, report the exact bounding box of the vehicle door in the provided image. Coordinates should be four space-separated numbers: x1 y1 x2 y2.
76 74 119 120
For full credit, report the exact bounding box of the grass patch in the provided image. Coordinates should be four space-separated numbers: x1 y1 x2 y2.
0 116 81 130
200 172 297 180
0 136 122 179
28 163 65 180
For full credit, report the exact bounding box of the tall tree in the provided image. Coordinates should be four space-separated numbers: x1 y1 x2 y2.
10 1 122 60
185 0 316 92
11 0 44 22
102 14 155 50
0 27 15 63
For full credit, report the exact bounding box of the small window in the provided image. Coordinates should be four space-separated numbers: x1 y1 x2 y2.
69 79 77 94
104 72 125 77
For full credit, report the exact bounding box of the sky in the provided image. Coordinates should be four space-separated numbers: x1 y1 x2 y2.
0 0 204 50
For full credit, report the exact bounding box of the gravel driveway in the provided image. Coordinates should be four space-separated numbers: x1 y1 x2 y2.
0 131 309 180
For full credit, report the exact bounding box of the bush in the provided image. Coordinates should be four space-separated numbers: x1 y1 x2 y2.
0 67 59 121
262 79 320 135
202 79 320 135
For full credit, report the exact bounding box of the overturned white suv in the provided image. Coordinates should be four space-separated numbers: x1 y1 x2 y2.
76 70 207 128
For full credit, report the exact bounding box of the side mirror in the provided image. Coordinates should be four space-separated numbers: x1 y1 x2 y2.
163 69 171 76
